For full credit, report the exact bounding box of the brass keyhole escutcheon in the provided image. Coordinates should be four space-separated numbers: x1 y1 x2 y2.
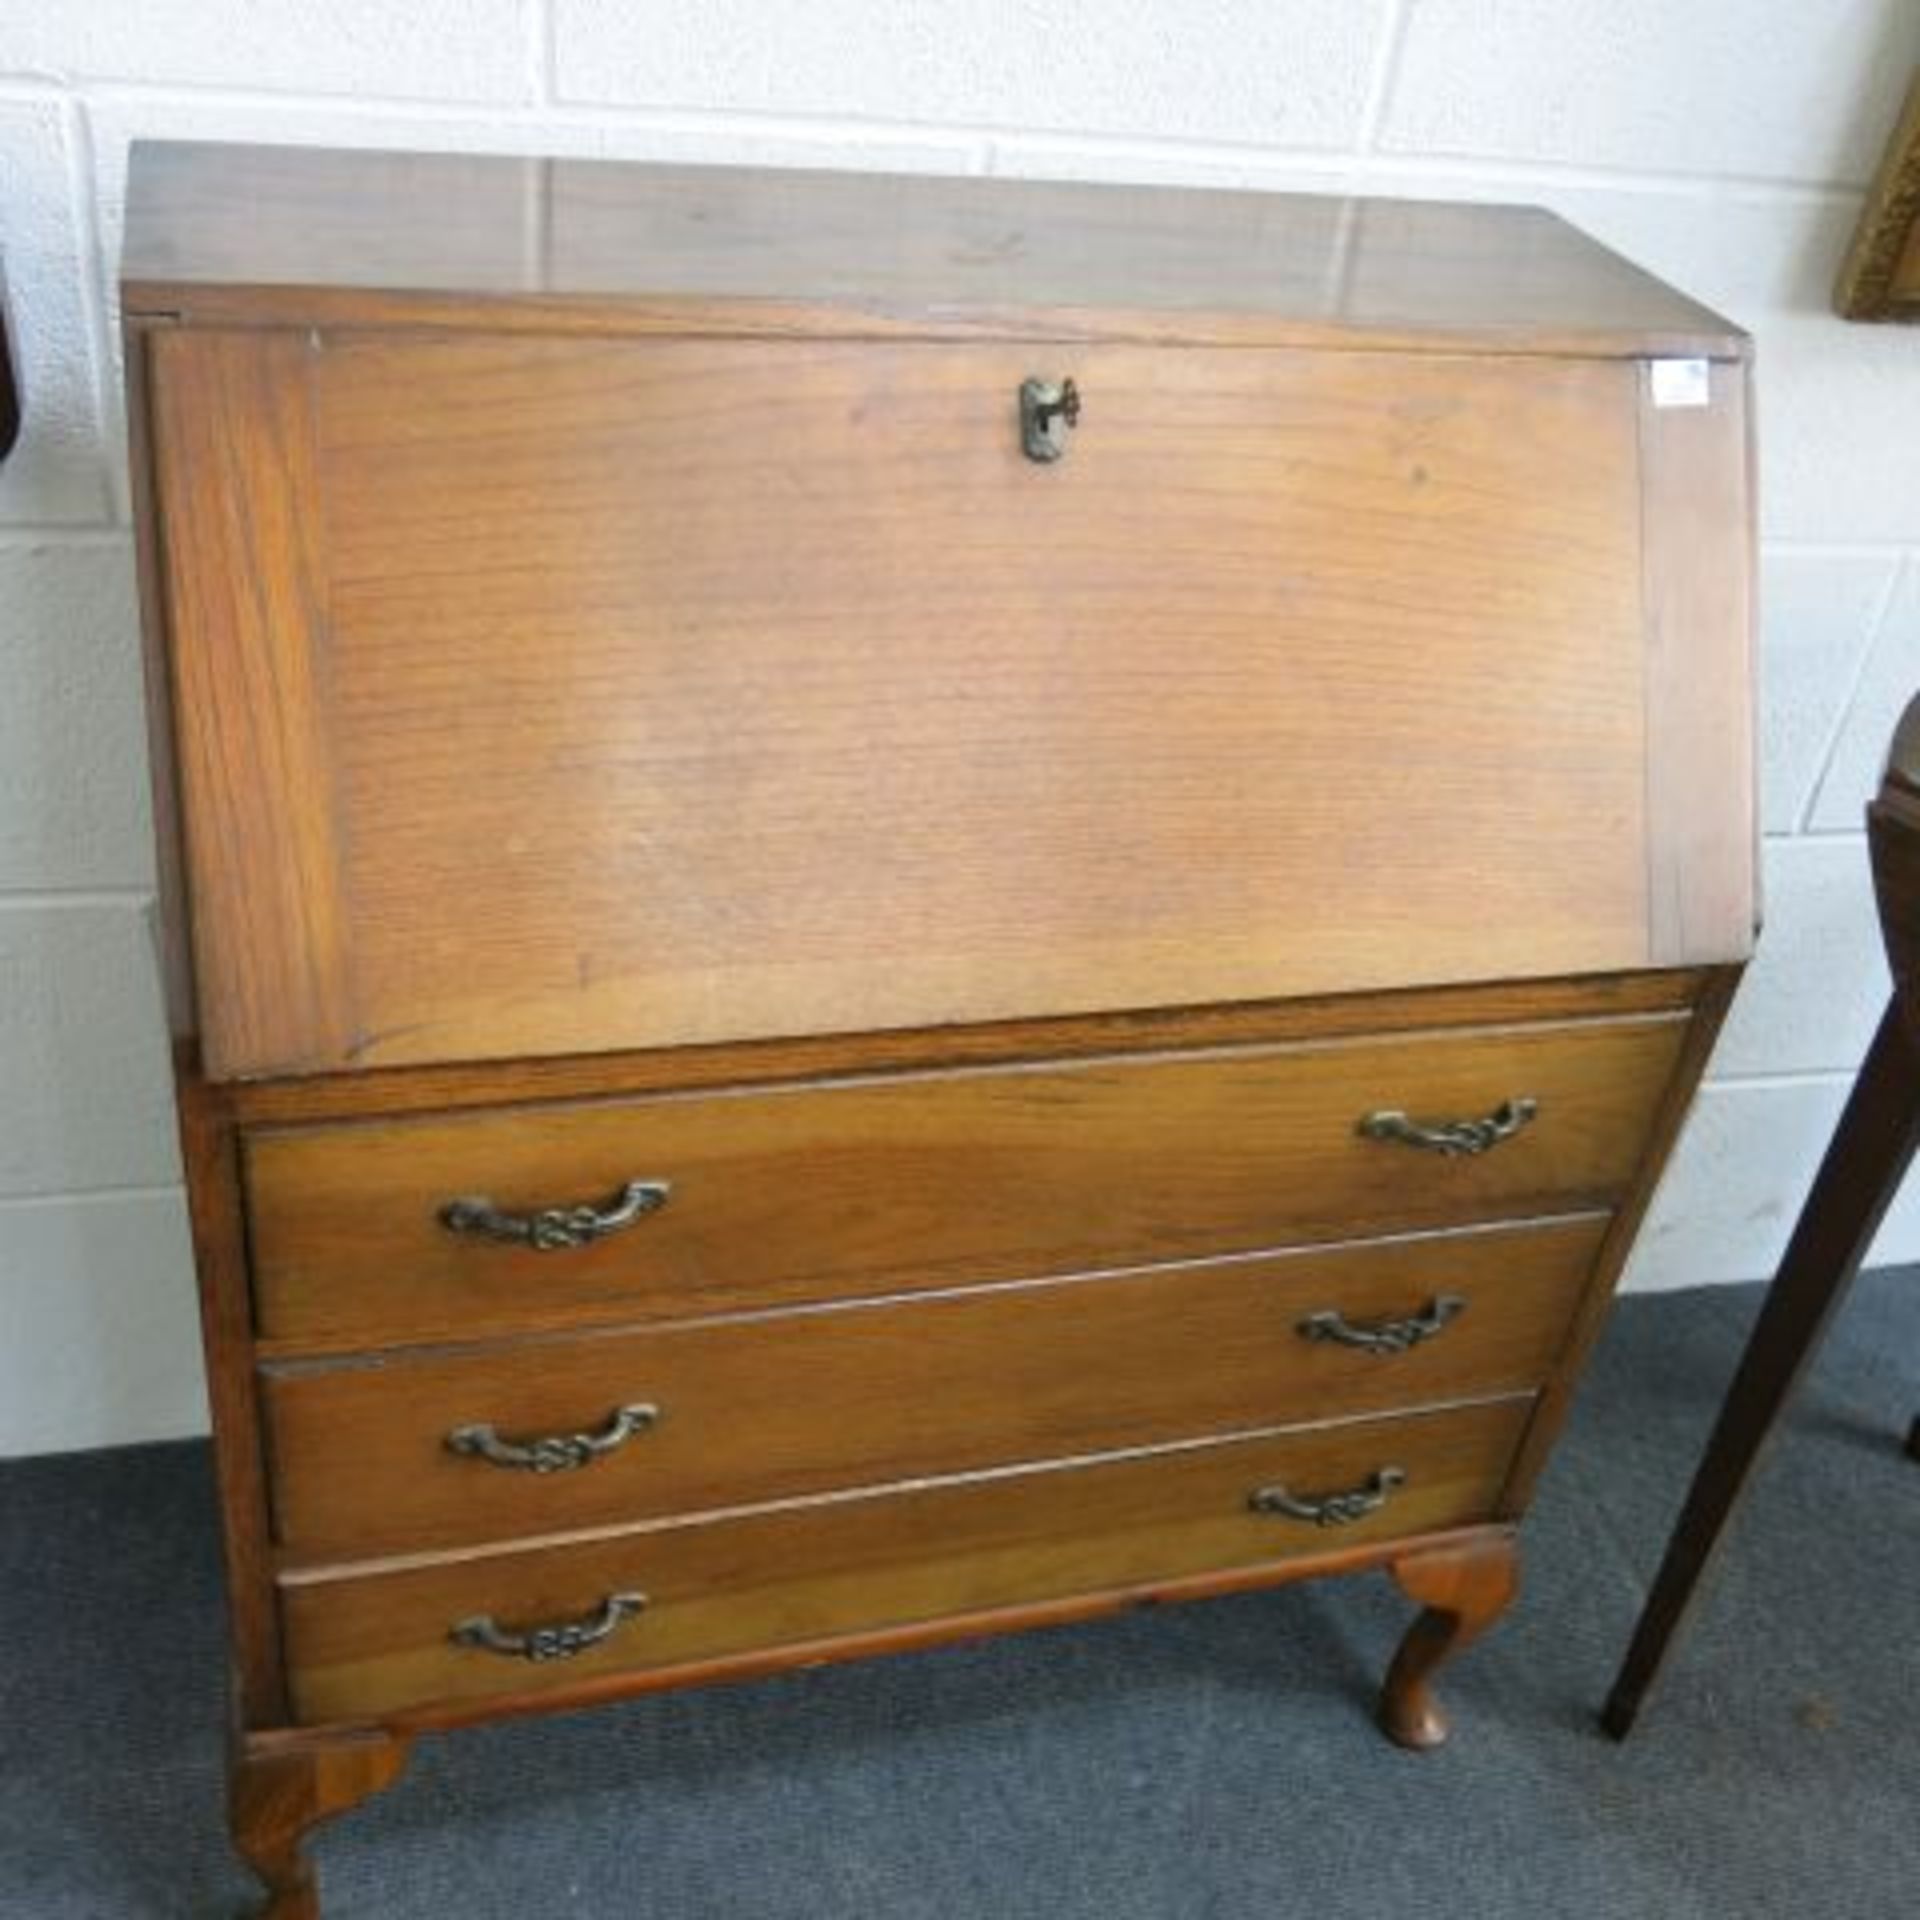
1020 376 1081 461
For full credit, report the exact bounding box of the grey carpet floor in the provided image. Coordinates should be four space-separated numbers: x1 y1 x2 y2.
2 1268 1917 1919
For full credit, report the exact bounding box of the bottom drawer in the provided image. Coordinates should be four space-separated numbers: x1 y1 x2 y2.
283 1397 1530 1723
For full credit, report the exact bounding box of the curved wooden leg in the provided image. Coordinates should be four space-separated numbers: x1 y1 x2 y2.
231 1729 410 1919
1378 1532 1520 1751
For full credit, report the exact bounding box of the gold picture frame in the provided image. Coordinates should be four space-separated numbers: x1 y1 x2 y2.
1837 70 1920 320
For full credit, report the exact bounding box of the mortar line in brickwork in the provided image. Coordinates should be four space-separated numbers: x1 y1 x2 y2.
1796 556 1910 835
0 1183 183 1212
1701 1066 1864 1094
525 0 554 107
1356 0 1414 154
1762 828 1869 848
0 887 153 910
1765 539 1919 559
62 95 126 527
0 525 126 545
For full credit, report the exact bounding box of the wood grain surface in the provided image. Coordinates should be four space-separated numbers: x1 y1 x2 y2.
245 1014 1687 1352
1378 1530 1521 1749
1641 359 1757 966
146 329 357 1079
221 970 1708 1127
122 322 197 1039
159 328 1663 1076
263 1213 1606 1562
281 1397 1530 1722
122 144 1747 359
123 142 1764 1880
230 1727 409 1920
1495 965 1740 1514
175 1071 289 1722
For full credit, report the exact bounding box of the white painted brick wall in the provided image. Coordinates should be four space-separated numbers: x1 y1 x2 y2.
552 1 1387 147
1382 0 1917 184
2 1 1917 1455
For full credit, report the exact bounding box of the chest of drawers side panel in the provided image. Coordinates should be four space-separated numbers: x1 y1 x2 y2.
1496 964 1742 1514
171 1067 289 1724
1641 360 1759 967
123 323 198 1040
145 329 358 1079
130 327 304 1728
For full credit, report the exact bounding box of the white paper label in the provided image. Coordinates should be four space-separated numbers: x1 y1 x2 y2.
1649 358 1711 409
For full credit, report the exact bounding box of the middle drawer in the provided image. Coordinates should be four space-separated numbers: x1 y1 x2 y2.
263 1214 1604 1563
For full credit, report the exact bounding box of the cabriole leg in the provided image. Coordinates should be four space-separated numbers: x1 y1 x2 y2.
231 1729 410 1919
1377 1532 1520 1751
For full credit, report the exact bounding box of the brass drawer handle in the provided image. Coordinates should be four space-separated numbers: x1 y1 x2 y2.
1358 1097 1538 1158
451 1592 648 1663
1298 1295 1466 1355
1250 1466 1406 1528
439 1178 670 1251
446 1402 660 1474
1019 375 1080 461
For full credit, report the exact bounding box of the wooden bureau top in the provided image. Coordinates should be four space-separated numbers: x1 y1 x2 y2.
126 143 1756 1080
123 141 1743 358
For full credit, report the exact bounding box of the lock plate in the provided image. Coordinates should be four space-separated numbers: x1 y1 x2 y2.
1019 376 1081 461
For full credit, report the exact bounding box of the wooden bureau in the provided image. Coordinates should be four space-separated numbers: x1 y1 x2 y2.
121 143 1756 1917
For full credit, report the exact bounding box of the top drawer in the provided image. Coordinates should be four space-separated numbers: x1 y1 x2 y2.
244 1012 1686 1352
147 329 1751 1079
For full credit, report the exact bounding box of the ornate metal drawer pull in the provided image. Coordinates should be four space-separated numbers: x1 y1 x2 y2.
1358 1097 1538 1158
1250 1466 1407 1528
446 1402 660 1474
1297 1295 1466 1355
1019 375 1081 461
439 1178 670 1251
451 1591 648 1663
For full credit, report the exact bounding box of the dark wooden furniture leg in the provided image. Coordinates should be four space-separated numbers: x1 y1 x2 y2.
231 1729 410 1919
1602 997 1920 1738
1378 1531 1520 1750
